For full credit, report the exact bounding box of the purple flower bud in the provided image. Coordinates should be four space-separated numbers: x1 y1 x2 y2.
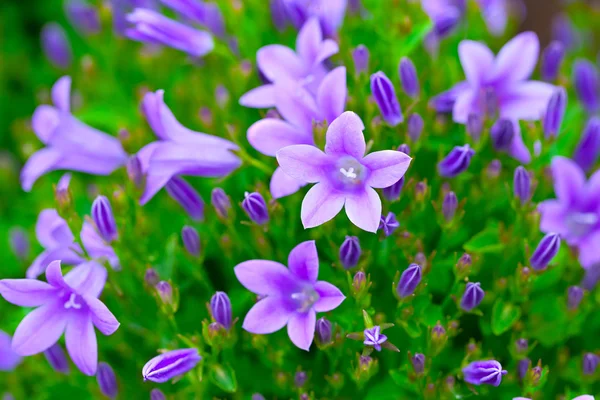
462 360 507 386
41 23 72 69
397 263 422 298
363 326 387 351
2 394 15 400
397 144 410 155
165 177 205 221
215 85 230 108
491 119 515 151
352 271 366 292
92 195 118 242
150 389 166 400
486 159 502 178
573 117 600 172
582 263 600 290
437 144 475 178
412 353 425 374
568 285 584 310
515 338 528 353
55 173 72 205
44 343 70 374
442 191 458 222
370 71 403 127
252 394 266 400
433 13 461 37
96 362 118 399
316 317 332 344
399 57 419 98
575 60 600 113
126 155 143 187
460 282 485 312
432 322 446 338
407 113 424 142
552 14 578 50
144 268 160 286
383 176 405 201
513 166 531 205
518 358 531 380
181 226 201 257
583 353 600 375
156 281 174 306
65 0 101 35
467 113 483 142
142 348 202 383
210 291 232 330
294 371 307 387
541 41 565 82
339 236 361 269
352 45 369 76
8 227 29 261
379 212 400 237
270 0 288 31
242 192 269 225
211 187 231 219
530 233 560 270
543 87 567 138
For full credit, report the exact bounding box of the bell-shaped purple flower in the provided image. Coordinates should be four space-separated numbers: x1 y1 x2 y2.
65 0 101 35
315 317 332 344
397 263 422 298
573 60 599 114
339 236 361 270
530 233 560 270
543 87 567 138
0 330 22 371
181 226 200 257
460 282 485 311
211 188 231 219
399 57 419 98
379 212 399 237
407 113 424 142
491 119 515 151
210 291 232 330
44 342 70 374
92 195 118 243
463 360 507 386
41 23 72 69
97 362 118 399
412 353 425 374
165 177 205 221
568 286 584 310
242 192 269 225
541 41 565 82
573 117 600 173
442 191 458 221
583 353 600 375
370 71 403 127
142 348 202 383
21 76 128 191
150 389 166 400
352 45 370 76
513 166 531 205
438 144 474 178
363 326 387 351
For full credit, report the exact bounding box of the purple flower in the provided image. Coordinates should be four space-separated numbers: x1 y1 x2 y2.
181 226 200 256
463 360 507 386
467 113 483 141
277 112 412 232
234 240 345 350
41 23 72 69
0 260 119 375
55 172 72 205
530 233 560 270
294 371 307 387
240 18 339 108
21 76 127 191
538 157 600 268
583 353 599 375
282 0 347 38
568 286 584 310
352 45 369 76
142 348 201 383
541 41 565 82
270 0 289 31
552 14 578 51
97 362 118 399
442 191 458 221
125 8 214 57
9 227 29 261
242 192 269 225
573 60 600 114
0 330 22 371
490 119 515 152
150 389 166 400
210 291 232 330
434 32 555 163
339 236 361 269
543 87 567 138
397 263 422 298
476 0 509 36
160 0 226 37
65 0 101 35
379 212 399 236
92 196 118 243
144 268 160 287
460 282 484 311
518 358 530 380
407 113 424 142
80 220 120 271
399 57 419 98
165 177 205 221
438 144 474 178
573 117 600 173
363 326 387 351
136 90 240 205
412 353 425 373
421 0 464 38
44 342 70 374
315 317 332 344
513 166 531 205
370 71 403 127
382 176 404 201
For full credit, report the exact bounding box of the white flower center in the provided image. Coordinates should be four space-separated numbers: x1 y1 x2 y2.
567 212 598 238
291 286 320 313
334 157 367 189
64 293 82 310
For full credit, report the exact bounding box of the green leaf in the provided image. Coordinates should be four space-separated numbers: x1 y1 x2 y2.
389 369 418 394
210 363 238 393
464 224 504 254
491 299 521 336
402 320 422 338
421 304 445 327
363 309 374 329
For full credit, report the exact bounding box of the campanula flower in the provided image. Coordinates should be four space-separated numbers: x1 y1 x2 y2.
541 41 565 82
399 57 419 98
0 330 22 371
160 0 226 37
283 0 347 37
552 14 579 50
181 226 200 257
142 348 201 383
339 236 361 269
352 45 369 76
80 220 120 271
0 260 119 375
242 192 269 225
573 60 599 114
379 212 399 236
383 176 404 201
421 0 464 38
438 144 474 178
150 389 166 400
270 0 289 31
476 0 509 36
538 157 600 268
210 291 232 330
543 87 567 138
397 263 422 298
513 166 531 205
460 282 484 311
21 76 128 191
165 177 205 221
490 119 515 152
463 360 507 386
91 196 118 243
234 241 345 350
41 23 72 69
315 317 332 344
294 371 307 387
44 342 70 374
277 112 411 232
370 71 403 127
363 326 387 351
573 117 600 173
583 353 599 375
97 362 118 399
530 233 560 270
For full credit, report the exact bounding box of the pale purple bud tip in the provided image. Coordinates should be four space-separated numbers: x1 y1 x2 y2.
379 212 400 237
370 71 403 127
66 0 101 35
530 233 561 270
56 173 72 204
142 348 201 383
126 155 143 187
515 338 528 353
316 317 332 344
583 353 600 375
460 282 485 312
156 281 174 306
543 87 567 138
44 343 70 374
541 41 565 82
399 57 419 98
294 371 307 387
438 144 475 178
491 119 515 151
462 360 507 386
92 195 118 242
8 227 29 260
397 263 422 298
144 268 160 286
352 271 366 291
363 326 387 351
513 166 532 205
442 191 458 222
383 176 405 201
467 113 483 142
573 117 600 173
181 226 201 257
573 60 600 113
518 358 531 380
568 285 584 310
150 389 166 400
412 353 425 373
97 362 118 399
340 236 361 269
211 187 231 219
407 113 424 142
352 45 370 76
165 177 205 222
210 291 232 330
41 23 72 69
242 192 269 225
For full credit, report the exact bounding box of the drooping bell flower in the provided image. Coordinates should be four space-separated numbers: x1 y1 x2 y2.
142 348 201 383
463 360 507 386
234 241 345 350
21 76 128 191
282 0 347 38
277 112 411 232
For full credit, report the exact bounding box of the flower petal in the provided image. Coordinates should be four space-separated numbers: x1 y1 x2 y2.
45 260 67 288
12 302 68 356
287 309 316 351
314 39 339 66
0 279 56 307
508 123 531 164
31 105 60 144
345 187 382 233
363 150 412 189
452 89 477 124
51 76 71 112
296 17 322 65
325 111 366 158
287 240 319 283
84 295 120 335
551 156 586 206
577 230 600 268
242 297 293 334
500 81 556 121
538 200 568 234
234 260 297 296
248 119 312 157
20 148 63 192
270 167 306 199
64 261 107 298
257 44 306 82
493 31 539 83
317 66 347 124
276 144 331 183
239 85 276 108
65 311 97 376
26 246 85 280
36 209 74 248
301 182 346 229
459 40 495 86
274 80 320 133
313 281 345 312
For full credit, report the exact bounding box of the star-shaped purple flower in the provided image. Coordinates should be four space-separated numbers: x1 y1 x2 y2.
276 111 412 232
0 260 120 375
234 240 345 351
363 326 387 351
